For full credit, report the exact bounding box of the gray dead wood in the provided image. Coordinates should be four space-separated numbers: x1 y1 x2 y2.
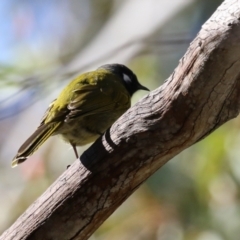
2 0 240 239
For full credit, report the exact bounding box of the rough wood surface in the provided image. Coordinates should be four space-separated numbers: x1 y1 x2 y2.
2 0 240 239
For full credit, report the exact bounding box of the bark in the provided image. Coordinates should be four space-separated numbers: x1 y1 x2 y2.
2 0 240 239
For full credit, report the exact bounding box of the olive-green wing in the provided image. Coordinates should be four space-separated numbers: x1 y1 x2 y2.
39 72 131 124
40 99 56 125
65 79 130 121
40 99 69 125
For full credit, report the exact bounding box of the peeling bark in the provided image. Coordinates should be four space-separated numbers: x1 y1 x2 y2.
2 0 240 239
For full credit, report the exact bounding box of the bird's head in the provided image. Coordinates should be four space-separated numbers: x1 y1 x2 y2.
98 63 149 96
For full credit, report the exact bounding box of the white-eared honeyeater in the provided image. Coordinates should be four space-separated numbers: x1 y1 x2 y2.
12 63 149 167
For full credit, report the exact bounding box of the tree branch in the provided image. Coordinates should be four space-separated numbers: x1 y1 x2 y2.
2 0 240 239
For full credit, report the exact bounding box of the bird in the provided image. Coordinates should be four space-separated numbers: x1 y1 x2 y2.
11 63 149 167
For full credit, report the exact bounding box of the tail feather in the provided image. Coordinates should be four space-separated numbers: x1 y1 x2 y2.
11 122 61 168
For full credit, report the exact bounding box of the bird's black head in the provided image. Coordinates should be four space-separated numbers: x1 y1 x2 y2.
98 63 149 96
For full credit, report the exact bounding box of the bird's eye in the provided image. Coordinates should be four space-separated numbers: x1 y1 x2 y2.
123 73 131 83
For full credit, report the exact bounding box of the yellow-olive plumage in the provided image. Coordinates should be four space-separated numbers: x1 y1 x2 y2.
12 64 149 167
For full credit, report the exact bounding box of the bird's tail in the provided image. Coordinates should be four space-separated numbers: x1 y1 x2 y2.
11 122 61 168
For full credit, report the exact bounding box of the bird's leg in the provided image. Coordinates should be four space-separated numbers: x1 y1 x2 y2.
66 142 78 169
70 142 79 159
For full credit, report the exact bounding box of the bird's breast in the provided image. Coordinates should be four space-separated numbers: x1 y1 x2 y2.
57 110 125 146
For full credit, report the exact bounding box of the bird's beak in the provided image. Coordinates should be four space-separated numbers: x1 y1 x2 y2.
138 84 149 91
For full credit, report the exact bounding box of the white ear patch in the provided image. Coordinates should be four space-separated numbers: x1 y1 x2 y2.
123 73 131 83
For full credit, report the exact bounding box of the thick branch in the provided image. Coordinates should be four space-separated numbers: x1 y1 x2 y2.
2 0 240 239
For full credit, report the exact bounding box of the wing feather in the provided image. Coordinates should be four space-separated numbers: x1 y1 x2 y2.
66 79 130 121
